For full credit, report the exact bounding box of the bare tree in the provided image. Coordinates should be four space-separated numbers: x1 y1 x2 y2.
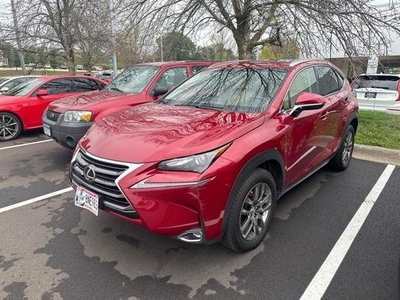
74 0 111 71
126 0 400 60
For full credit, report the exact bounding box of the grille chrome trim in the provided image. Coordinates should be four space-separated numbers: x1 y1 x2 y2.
71 148 143 215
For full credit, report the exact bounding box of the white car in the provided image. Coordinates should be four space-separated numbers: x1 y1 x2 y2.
0 75 41 94
353 74 400 111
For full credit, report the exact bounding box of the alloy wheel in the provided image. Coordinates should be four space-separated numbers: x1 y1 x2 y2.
342 130 354 166
0 114 19 140
239 182 272 241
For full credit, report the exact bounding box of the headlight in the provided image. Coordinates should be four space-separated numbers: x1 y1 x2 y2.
157 144 230 173
64 111 92 122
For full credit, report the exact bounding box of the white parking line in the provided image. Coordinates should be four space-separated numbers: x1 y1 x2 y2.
0 187 73 214
300 164 396 300
0 139 52 151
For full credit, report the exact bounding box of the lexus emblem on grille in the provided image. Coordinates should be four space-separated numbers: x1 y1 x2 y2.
83 165 96 182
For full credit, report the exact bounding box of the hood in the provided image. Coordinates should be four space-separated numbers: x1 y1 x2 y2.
48 90 140 113
80 103 265 163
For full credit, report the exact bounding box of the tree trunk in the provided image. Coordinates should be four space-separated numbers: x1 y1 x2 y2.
235 36 253 60
65 47 76 74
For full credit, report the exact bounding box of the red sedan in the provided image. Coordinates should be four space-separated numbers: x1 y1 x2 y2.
70 60 358 252
0 75 107 141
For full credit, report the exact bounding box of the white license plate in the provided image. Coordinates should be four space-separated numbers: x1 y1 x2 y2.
74 186 99 216
43 124 51 136
365 92 377 99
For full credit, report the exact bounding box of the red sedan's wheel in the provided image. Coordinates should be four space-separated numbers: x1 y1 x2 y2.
0 112 22 141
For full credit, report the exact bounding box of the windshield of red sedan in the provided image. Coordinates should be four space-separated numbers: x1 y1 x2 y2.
5 78 44 96
106 65 159 93
161 67 287 113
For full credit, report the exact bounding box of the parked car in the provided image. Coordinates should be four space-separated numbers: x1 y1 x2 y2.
0 75 108 141
43 61 214 149
92 71 113 82
0 75 41 94
69 59 358 252
353 74 400 111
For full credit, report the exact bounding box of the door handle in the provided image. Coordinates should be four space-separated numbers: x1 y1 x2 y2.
320 111 328 120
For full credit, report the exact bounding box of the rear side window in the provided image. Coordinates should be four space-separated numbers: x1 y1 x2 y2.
73 77 105 92
353 75 400 90
41 79 73 95
192 66 206 74
315 66 342 96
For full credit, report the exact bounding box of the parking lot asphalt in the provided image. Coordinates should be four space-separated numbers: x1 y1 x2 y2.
1 130 399 299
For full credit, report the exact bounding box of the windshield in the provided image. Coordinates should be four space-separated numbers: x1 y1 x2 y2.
161 67 287 113
0 77 10 85
106 65 159 93
5 78 44 96
353 75 400 90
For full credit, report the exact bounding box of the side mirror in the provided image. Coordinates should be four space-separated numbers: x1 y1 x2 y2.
290 92 326 118
0 86 9 93
36 89 49 97
152 86 168 97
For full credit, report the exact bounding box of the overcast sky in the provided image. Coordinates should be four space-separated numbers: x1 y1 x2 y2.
0 0 399 57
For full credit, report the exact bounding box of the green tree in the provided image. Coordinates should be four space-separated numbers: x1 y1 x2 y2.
156 32 196 61
261 39 300 60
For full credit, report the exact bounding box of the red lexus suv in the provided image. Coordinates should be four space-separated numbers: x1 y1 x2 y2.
70 60 358 252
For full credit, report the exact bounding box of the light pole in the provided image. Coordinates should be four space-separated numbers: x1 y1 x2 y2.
109 0 117 76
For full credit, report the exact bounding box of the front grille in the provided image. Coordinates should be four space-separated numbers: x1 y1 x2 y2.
46 110 61 122
71 150 138 218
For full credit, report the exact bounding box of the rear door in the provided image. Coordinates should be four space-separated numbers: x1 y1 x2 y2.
354 75 399 110
314 65 347 159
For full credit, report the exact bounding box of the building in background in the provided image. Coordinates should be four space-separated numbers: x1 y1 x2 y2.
327 2 400 77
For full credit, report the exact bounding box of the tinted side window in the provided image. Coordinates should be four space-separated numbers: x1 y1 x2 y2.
73 78 104 92
192 66 206 74
155 67 188 89
41 79 73 95
284 67 317 110
316 66 342 96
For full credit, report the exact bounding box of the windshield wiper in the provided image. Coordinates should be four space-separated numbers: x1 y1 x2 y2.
175 103 225 111
108 87 124 93
157 98 169 104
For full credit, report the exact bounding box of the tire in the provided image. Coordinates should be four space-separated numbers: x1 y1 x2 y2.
222 168 277 252
0 112 22 141
329 125 355 171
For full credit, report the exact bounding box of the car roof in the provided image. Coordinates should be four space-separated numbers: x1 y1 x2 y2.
209 59 330 70
137 61 215 67
3 75 42 80
358 74 400 78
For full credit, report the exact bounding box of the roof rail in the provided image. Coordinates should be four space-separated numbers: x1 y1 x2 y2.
288 58 326 67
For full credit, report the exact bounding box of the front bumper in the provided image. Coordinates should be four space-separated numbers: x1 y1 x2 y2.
69 148 237 242
42 109 92 149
